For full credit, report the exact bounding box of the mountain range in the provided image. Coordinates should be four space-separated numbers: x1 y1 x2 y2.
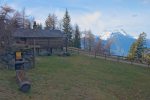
100 30 136 56
81 30 150 56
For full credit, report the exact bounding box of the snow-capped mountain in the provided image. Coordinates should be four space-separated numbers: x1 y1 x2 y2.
81 29 150 56
101 30 135 56
100 29 132 40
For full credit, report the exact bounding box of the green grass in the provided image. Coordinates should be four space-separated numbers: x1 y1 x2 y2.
0 55 150 100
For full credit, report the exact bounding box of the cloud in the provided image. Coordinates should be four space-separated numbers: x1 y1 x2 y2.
141 0 150 4
25 9 150 39
132 14 138 17
69 10 150 39
71 11 101 31
3 0 150 39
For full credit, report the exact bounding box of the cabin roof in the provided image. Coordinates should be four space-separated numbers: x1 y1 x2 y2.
13 29 65 38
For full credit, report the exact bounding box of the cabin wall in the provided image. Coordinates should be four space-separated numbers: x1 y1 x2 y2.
15 37 65 48
14 37 66 55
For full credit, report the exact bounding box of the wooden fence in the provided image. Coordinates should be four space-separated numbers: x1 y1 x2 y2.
68 47 150 67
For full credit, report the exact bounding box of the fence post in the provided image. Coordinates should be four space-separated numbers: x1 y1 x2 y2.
105 54 106 60
117 56 119 62
94 52 96 58
33 39 36 68
131 61 133 65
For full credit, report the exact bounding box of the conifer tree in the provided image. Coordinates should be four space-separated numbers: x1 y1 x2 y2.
128 32 147 61
74 25 81 48
62 9 72 46
135 32 146 59
33 21 37 29
128 42 137 61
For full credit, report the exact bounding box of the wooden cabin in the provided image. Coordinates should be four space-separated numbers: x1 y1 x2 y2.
13 29 67 55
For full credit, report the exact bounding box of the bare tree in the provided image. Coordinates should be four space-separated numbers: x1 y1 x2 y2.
82 30 87 50
104 38 114 55
0 5 14 17
11 11 22 28
94 36 103 58
83 30 95 52
57 19 63 31
11 8 31 29
45 13 57 30
0 5 14 50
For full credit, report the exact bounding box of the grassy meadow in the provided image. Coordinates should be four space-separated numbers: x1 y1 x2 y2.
0 55 150 100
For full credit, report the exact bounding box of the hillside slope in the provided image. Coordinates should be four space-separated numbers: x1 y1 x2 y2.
0 55 150 100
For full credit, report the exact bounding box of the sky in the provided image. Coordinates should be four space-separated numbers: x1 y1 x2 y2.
1 0 150 39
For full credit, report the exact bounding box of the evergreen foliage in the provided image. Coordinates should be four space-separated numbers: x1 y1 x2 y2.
74 25 81 48
33 21 37 29
128 32 147 61
135 32 146 59
62 9 72 46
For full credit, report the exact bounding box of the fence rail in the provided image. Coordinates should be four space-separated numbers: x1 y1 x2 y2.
68 47 150 67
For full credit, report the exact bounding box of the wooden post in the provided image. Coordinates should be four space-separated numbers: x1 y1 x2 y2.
94 51 96 58
49 48 52 55
131 60 133 65
33 39 35 68
65 37 68 52
105 54 106 60
37 48 40 56
117 56 119 62
48 39 51 55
